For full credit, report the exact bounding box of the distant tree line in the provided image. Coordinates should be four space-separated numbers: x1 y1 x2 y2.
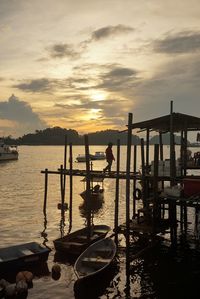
2 127 189 146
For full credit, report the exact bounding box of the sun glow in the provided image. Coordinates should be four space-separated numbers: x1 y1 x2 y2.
90 91 106 102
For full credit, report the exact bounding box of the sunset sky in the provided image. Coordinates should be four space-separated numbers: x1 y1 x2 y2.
1 0 200 137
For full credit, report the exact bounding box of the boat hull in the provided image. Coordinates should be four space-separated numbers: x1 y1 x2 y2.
53 225 110 256
74 237 116 281
0 242 50 273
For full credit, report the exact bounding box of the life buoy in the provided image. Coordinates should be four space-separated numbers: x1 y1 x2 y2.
133 188 142 200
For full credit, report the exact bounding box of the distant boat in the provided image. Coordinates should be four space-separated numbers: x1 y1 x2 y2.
0 242 50 272
0 139 19 161
76 152 105 162
74 237 116 281
76 154 93 162
92 151 106 160
53 225 110 256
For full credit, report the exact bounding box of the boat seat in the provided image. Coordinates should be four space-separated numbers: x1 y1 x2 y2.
0 258 3 262
76 234 98 241
82 257 110 268
94 249 111 257
20 249 33 255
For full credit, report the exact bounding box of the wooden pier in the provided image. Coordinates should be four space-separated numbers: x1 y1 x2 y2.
41 102 200 247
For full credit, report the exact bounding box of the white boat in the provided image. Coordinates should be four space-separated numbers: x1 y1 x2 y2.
92 151 106 160
74 237 116 281
76 154 92 162
0 140 19 161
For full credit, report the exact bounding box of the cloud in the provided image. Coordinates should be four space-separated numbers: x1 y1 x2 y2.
13 78 57 93
153 31 200 54
47 43 81 59
91 24 134 41
0 94 47 136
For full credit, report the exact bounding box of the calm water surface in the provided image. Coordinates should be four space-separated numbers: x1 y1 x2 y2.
1 145 200 298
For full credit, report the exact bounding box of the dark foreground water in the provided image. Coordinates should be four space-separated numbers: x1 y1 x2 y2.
1 145 200 299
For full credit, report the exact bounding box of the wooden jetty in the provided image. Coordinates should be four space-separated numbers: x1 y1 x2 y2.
41 101 200 248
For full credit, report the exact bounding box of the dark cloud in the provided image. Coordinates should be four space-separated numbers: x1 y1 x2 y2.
13 78 57 93
91 24 134 41
153 31 200 54
97 66 139 91
0 94 47 136
47 43 81 59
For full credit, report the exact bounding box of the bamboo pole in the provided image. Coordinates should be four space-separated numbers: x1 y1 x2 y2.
114 139 120 244
133 145 137 218
63 135 67 197
68 143 73 233
84 135 91 240
125 113 132 282
43 168 48 214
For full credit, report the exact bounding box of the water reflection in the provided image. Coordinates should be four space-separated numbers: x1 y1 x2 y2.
79 197 104 219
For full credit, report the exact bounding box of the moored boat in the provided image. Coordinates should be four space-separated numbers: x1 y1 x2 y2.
74 237 116 281
80 177 104 201
92 151 106 160
0 242 50 272
53 224 110 256
0 139 19 161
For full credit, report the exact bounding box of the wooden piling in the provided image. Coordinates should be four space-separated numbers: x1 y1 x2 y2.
68 143 73 233
133 145 137 218
84 135 91 240
114 139 120 244
125 113 132 279
43 168 48 214
63 135 67 195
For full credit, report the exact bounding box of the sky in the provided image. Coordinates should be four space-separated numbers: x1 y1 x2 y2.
1 0 200 138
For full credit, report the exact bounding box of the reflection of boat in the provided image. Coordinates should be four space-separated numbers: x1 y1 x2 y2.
79 198 104 218
92 151 106 160
53 225 111 256
0 139 19 161
0 242 50 272
74 237 116 281
80 177 104 200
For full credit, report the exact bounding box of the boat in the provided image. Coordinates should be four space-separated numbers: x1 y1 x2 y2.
76 154 93 162
0 242 50 272
53 224 111 256
80 177 104 201
92 151 106 160
0 139 19 161
74 237 116 281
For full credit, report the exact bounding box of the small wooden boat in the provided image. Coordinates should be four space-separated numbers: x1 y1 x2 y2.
53 225 110 256
74 237 116 281
0 242 50 272
80 177 104 201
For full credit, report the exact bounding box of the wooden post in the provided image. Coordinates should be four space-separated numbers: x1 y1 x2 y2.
84 135 91 240
114 139 120 244
43 168 48 214
170 100 176 186
60 164 65 218
153 144 159 227
63 135 67 196
125 113 132 282
141 138 147 208
146 128 150 172
68 143 73 233
133 145 137 218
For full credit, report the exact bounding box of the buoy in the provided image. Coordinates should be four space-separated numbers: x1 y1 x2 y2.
16 271 33 287
52 264 61 280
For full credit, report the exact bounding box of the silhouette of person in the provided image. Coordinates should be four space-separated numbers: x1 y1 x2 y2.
103 142 115 173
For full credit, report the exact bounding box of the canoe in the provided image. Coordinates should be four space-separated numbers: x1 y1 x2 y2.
0 242 50 272
53 225 110 256
74 237 116 281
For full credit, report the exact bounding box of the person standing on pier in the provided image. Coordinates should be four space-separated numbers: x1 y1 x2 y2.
103 142 115 173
